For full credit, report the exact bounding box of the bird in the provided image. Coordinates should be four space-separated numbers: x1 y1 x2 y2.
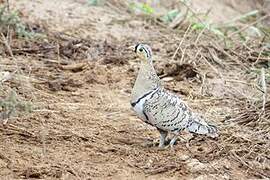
130 43 218 148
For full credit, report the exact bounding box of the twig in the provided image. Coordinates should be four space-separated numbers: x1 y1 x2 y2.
211 42 249 70
145 164 178 175
249 56 270 61
200 53 224 81
5 0 12 45
105 1 127 15
178 0 205 25
1 33 13 57
259 68 267 117
11 46 55 54
1 124 35 137
230 151 250 168
255 48 264 64
172 23 192 61
199 73 206 95
225 79 259 88
228 49 250 62
208 47 225 68
195 24 207 44
225 15 270 40
6 0 10 11
179 47 187 64
192 97 225 103
251 46 268 66
193 46 202 61
169 9 188 29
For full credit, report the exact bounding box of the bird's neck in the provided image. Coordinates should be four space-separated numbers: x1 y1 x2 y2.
131 61 161 102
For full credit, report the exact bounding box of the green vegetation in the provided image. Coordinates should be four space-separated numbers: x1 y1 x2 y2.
126 1 269 43
129 2 154 14
87 0 105 6
0 6 36 38
0 90 32 120
160 9 181 23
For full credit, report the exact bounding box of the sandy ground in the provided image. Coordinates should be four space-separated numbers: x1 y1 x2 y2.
0 0 269 179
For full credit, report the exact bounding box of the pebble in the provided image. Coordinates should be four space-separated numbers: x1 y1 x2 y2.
186 158 208 173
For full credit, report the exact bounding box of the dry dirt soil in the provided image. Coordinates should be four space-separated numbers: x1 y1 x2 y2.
0 0 269 179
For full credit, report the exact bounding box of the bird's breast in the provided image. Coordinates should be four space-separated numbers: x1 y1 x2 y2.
131 89 158 122
132 98 147 121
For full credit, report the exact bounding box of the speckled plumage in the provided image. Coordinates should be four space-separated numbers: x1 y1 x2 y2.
131 44 218 148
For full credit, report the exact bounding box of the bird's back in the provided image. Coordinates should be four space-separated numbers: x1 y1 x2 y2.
143 88 190 131
143 88 218 136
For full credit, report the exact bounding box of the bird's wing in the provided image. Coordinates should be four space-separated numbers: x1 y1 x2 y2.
143 89 192 132
143 89 218 136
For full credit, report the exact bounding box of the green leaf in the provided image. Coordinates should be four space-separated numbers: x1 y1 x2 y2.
87 0 105 6
192 22 224 37
161 9 180 23
191 22 205 30
141 3 154 14
129 2 154 15
246 26 262 37
88 0 98 6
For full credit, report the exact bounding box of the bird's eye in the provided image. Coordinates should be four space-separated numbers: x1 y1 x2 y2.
139 48 143 52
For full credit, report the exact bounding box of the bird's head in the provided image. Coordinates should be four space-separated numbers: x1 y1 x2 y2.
134 43 152 62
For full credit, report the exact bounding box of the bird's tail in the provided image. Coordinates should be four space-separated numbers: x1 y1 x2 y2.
186 118 218 138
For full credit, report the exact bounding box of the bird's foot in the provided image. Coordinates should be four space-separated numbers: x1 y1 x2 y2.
161 144 176 152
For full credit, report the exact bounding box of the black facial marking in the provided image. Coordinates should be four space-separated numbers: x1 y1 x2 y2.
130 88 157 107
144 47 151 58
134 43 152 59
135 44 139 53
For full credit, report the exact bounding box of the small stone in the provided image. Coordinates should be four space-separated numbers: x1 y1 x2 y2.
162 77 174 82
194 175 210 180
178 154 190 161
186 159 208 173
0 71 11 82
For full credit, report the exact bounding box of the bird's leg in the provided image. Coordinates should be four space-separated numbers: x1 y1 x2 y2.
169 133 178 148
157 128 168 148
